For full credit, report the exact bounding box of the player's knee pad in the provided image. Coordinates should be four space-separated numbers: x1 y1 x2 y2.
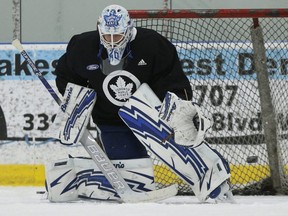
212 148 230 174
191 142 231 201
45 157 79 202
45 156 155 202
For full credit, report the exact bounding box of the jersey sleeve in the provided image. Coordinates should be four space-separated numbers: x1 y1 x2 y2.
55 35 88 95
149 34 192 101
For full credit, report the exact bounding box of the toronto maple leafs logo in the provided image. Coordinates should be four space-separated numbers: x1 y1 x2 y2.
104 9 122 27
103 70 141 106
110 77 133 100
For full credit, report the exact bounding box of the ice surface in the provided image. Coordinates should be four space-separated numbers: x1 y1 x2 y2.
1 186 287 216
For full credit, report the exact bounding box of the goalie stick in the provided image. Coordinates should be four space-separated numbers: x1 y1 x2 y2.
12 39 177 203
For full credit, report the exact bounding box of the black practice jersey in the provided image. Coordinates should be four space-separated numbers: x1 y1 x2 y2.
55 27 192 125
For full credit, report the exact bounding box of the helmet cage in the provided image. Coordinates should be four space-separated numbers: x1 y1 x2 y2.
98 5 133 65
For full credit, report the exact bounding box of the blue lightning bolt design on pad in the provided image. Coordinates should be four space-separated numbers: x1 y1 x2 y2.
119 96 209 187
61 169 117 196
55 169 154 197
63 89 96 142
50 169 73 187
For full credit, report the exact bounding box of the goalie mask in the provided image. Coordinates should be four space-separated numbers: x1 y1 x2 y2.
98 5 134 66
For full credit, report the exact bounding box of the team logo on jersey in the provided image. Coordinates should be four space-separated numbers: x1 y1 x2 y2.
103 70 140 106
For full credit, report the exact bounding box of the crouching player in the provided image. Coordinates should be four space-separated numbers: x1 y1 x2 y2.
45 4 234 203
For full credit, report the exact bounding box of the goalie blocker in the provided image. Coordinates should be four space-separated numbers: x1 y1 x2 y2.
50 82 96 145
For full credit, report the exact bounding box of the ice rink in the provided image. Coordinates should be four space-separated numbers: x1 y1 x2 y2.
1 186 287 216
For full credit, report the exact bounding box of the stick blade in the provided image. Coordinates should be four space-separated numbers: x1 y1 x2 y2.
12 39 24 52
122 184 178 203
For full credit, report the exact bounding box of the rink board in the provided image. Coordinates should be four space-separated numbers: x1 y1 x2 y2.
0 163 280 186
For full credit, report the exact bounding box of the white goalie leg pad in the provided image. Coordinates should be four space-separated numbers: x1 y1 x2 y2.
50 82 96 145
45 156 155 202
77 157 156 201
190 142 231 201
45 158 79 202
159 91 211 147
118 83 231 202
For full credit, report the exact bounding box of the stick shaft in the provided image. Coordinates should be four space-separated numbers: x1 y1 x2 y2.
12 39 61 105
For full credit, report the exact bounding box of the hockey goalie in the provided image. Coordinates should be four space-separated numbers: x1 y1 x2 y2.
45 4 234 203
